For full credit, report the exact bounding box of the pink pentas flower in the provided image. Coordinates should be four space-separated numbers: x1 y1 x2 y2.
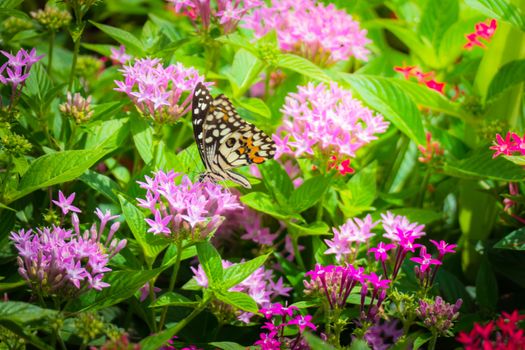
10 197 126 296
168 0 261 34
274 82 389 164
464 19 497 49
288 314 317 332
114 58 210 123
410 246 442 273
489 131 519 158
244 0 371 65
381 212 425 243
0 48 43 91
429 239 457 258
368 242 396 262
137 170 241 242
110 45 132 65
324 215 378 262
52 190 82 215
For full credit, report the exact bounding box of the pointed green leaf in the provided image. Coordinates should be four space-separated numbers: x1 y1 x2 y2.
223 253 270 290
215 291 258 313
494 227 525 250
289 175 331 213
465 0 525 31
486 59 525 102
196 241 223 287
276 53 331 83
149 292 197 308
90 21 145 56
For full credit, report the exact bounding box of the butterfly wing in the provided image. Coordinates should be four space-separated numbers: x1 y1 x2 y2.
192 83 275 188
192 82 213 170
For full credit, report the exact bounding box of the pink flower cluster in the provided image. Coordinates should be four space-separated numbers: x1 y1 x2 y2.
273 82 389 167
464 19 497 50
0 48 43 88
168 0 262 34
10 191 126 296
191 259 291 323
244 0 371 65
394 65 446 94
490 132 525 158
256 303 317 349
324 212 457 287
114 58 209 123
137 170 242 242
304 264 389 322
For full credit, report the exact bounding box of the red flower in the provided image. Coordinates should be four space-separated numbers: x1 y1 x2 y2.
489 132 514 158
464 19 497 50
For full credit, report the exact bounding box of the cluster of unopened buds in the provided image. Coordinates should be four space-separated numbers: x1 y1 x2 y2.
59 92 94 124
417 296 462 336
417 132 444 164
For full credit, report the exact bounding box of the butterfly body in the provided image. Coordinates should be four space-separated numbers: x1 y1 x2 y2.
192 83 275 188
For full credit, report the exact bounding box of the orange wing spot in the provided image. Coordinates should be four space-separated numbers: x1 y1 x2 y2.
238 147 245 154
252 156 265 164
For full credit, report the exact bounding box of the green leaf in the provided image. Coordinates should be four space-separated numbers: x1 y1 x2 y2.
79 170 120 203
304 333 336 350
0 8 29 19
10 148 110 203
67 268 163 312
289 175 331 213
340 74 426 145
260 161 294 207
339 162 377 217
413 335 432 350
118 194 169 265
494 227 525 250
287 221 331 237
486 59 525 102
240 192 291 220
215 291 258 313
222 253 270 290
234 97 271 119
140 325 179 350
276 53 332 83
0 302 56 323
84 117 130 150
196 242 223 287
390 79 466 119
209 342 247 350
130 113 154 164
22 62 51 102
419 0 459 48
227 49 264 96
81 43 114 57
444 147 525 181
90 21 145 56
149 292 197 308
465 0 525 31
348 339 371 350
476 257 498 310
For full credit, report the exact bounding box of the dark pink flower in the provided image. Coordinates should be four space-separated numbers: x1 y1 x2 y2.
464 19 497 50
368 242 396 262
490 132 514 157
288 314 317 332
429 239 457 258
410 246 442 272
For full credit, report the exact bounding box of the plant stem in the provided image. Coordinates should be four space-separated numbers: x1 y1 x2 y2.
48 31 55 76
68 5 84 90
416 168 431 208
0 154 13 202
158 242 183 329
170 295 211 336
291 236 305 269
428 331 438 350
69 38 81 90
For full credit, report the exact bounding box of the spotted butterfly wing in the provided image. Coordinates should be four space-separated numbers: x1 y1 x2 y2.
192 83 276 188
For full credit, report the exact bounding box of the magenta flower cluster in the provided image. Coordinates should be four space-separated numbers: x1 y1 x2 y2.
114 58 209 123
244 0 371 65
137 170 242 242
273 82 389 162
324 212 457 288
256 303 317 349
490 132 525 158
168 0 262 34
10 191 126 296
304 264 389 321
0 48 43 88
191 259 291 323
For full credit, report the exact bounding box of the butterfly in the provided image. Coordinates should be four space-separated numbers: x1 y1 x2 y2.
191 82 276 188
